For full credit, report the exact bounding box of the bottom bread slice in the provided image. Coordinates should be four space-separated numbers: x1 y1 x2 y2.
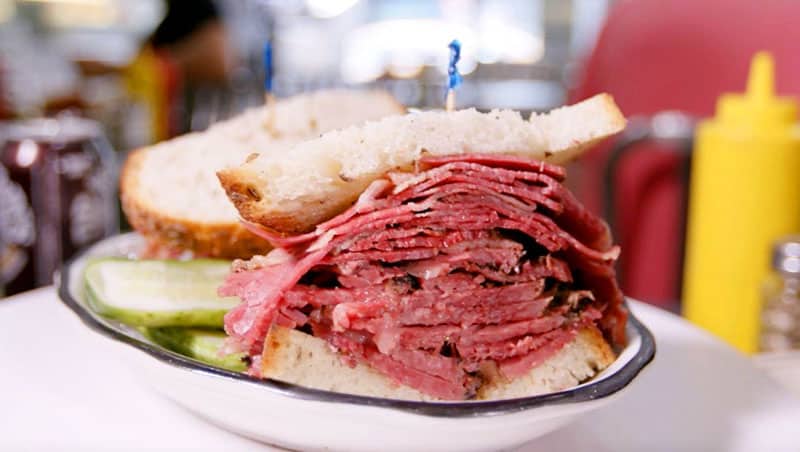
260 325 615 401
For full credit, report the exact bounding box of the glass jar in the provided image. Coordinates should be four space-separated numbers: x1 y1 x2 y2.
760 237 800 352
0 117 118 296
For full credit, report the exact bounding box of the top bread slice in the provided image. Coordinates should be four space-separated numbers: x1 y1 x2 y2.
217 93 626 235
121 89 405 258
261 324 615 401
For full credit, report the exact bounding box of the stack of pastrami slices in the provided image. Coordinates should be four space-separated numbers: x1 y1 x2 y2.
216 94 628 401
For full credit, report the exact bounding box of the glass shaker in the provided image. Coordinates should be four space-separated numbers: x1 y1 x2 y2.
760 237 800 352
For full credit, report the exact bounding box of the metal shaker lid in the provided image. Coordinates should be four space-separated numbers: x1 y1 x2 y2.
0 116 100 144
772 236 800 273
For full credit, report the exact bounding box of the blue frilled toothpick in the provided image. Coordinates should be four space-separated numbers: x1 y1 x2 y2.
263 41 275 104
264 40 279 133
445 39 462 112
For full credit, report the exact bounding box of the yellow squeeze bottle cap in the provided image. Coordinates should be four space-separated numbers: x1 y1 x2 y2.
717 52 797 126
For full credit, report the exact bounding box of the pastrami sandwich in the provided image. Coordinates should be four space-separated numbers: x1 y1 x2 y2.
216 94 628 401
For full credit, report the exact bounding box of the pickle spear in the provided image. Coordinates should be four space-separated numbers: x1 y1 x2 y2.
84 258 236 328
142 327 247 372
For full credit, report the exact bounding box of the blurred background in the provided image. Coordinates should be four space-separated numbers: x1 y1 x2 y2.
4 0 800 361
0 0 609 145
0 0 614 292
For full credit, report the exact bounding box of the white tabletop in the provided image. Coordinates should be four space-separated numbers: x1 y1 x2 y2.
2 288 800 451
1 288 263 451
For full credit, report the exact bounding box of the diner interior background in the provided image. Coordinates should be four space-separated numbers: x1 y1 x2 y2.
0 0 598 143
1 0 798 322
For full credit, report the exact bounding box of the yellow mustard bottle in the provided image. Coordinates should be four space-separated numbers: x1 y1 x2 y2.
683 52 800 353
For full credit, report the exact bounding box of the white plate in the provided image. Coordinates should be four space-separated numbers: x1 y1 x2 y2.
58 234 654 452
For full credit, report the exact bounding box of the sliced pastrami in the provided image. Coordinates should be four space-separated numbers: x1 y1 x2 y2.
220 154 627 399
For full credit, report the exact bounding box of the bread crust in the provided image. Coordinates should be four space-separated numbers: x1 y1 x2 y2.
121 148 272 258
121 89 407 254
219 94 626 236
260 324 616 401
216 170 357 235
583 325 616 365
476 325 615 400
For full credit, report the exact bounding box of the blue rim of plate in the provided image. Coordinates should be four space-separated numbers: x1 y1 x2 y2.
57 235 656 418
